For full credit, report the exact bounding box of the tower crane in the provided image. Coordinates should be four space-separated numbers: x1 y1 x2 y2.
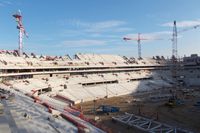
172 20 200 59
171 20 200 94
13 10 28 56
123 33 161 59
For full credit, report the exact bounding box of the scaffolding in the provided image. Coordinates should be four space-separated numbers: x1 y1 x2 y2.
112 112 193 133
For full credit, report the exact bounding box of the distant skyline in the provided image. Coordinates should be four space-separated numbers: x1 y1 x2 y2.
0 0 200 57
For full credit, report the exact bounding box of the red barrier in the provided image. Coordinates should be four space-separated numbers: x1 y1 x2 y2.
55 94 75 105
61 113 89 133
26 93 107 132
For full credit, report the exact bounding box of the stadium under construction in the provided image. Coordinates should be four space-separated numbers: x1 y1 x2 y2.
0 11 200 133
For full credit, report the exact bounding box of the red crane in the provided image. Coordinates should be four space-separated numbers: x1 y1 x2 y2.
13 10 28 56
123 33 161 59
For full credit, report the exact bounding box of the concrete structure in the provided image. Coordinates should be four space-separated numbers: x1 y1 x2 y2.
0 52 199 132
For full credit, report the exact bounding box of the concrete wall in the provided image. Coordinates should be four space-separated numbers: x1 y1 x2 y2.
33 74 50 79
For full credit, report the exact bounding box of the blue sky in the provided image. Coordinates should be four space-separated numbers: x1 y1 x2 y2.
0 0 200 57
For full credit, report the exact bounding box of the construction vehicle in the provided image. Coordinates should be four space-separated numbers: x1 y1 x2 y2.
97 105 120 115
165 96 184 107
193 101 200 107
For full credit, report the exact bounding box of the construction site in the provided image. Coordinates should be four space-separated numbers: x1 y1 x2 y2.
0 7 200 133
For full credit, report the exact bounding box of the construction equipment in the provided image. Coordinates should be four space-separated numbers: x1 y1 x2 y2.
123 33 161 59
112 112 192 133
97 105 120 115
13 10 28 56
170 20 200 99
193 101 200 107
172 21 178 59
171 20 200 60
165 96 184 107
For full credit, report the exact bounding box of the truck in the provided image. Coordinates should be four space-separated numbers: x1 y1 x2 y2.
97 105 120 115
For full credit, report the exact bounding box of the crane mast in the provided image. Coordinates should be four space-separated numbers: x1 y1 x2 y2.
170 20 200 89
13 10 28 56
123 33 161 59
123 33 147 59
137 33 142 59
172 21 178 59
171 21 179 93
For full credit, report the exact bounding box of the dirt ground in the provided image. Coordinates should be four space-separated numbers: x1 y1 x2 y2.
75 87 200 133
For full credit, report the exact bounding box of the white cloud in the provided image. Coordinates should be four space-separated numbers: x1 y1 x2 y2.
112 27 133 32
3 1 12 5
84 20 126 32
124 31 171 41
61 19 133 34
68 19 125 28
61 39 106 47
162 20 200 28
60 29 85 37
0 0 12 6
